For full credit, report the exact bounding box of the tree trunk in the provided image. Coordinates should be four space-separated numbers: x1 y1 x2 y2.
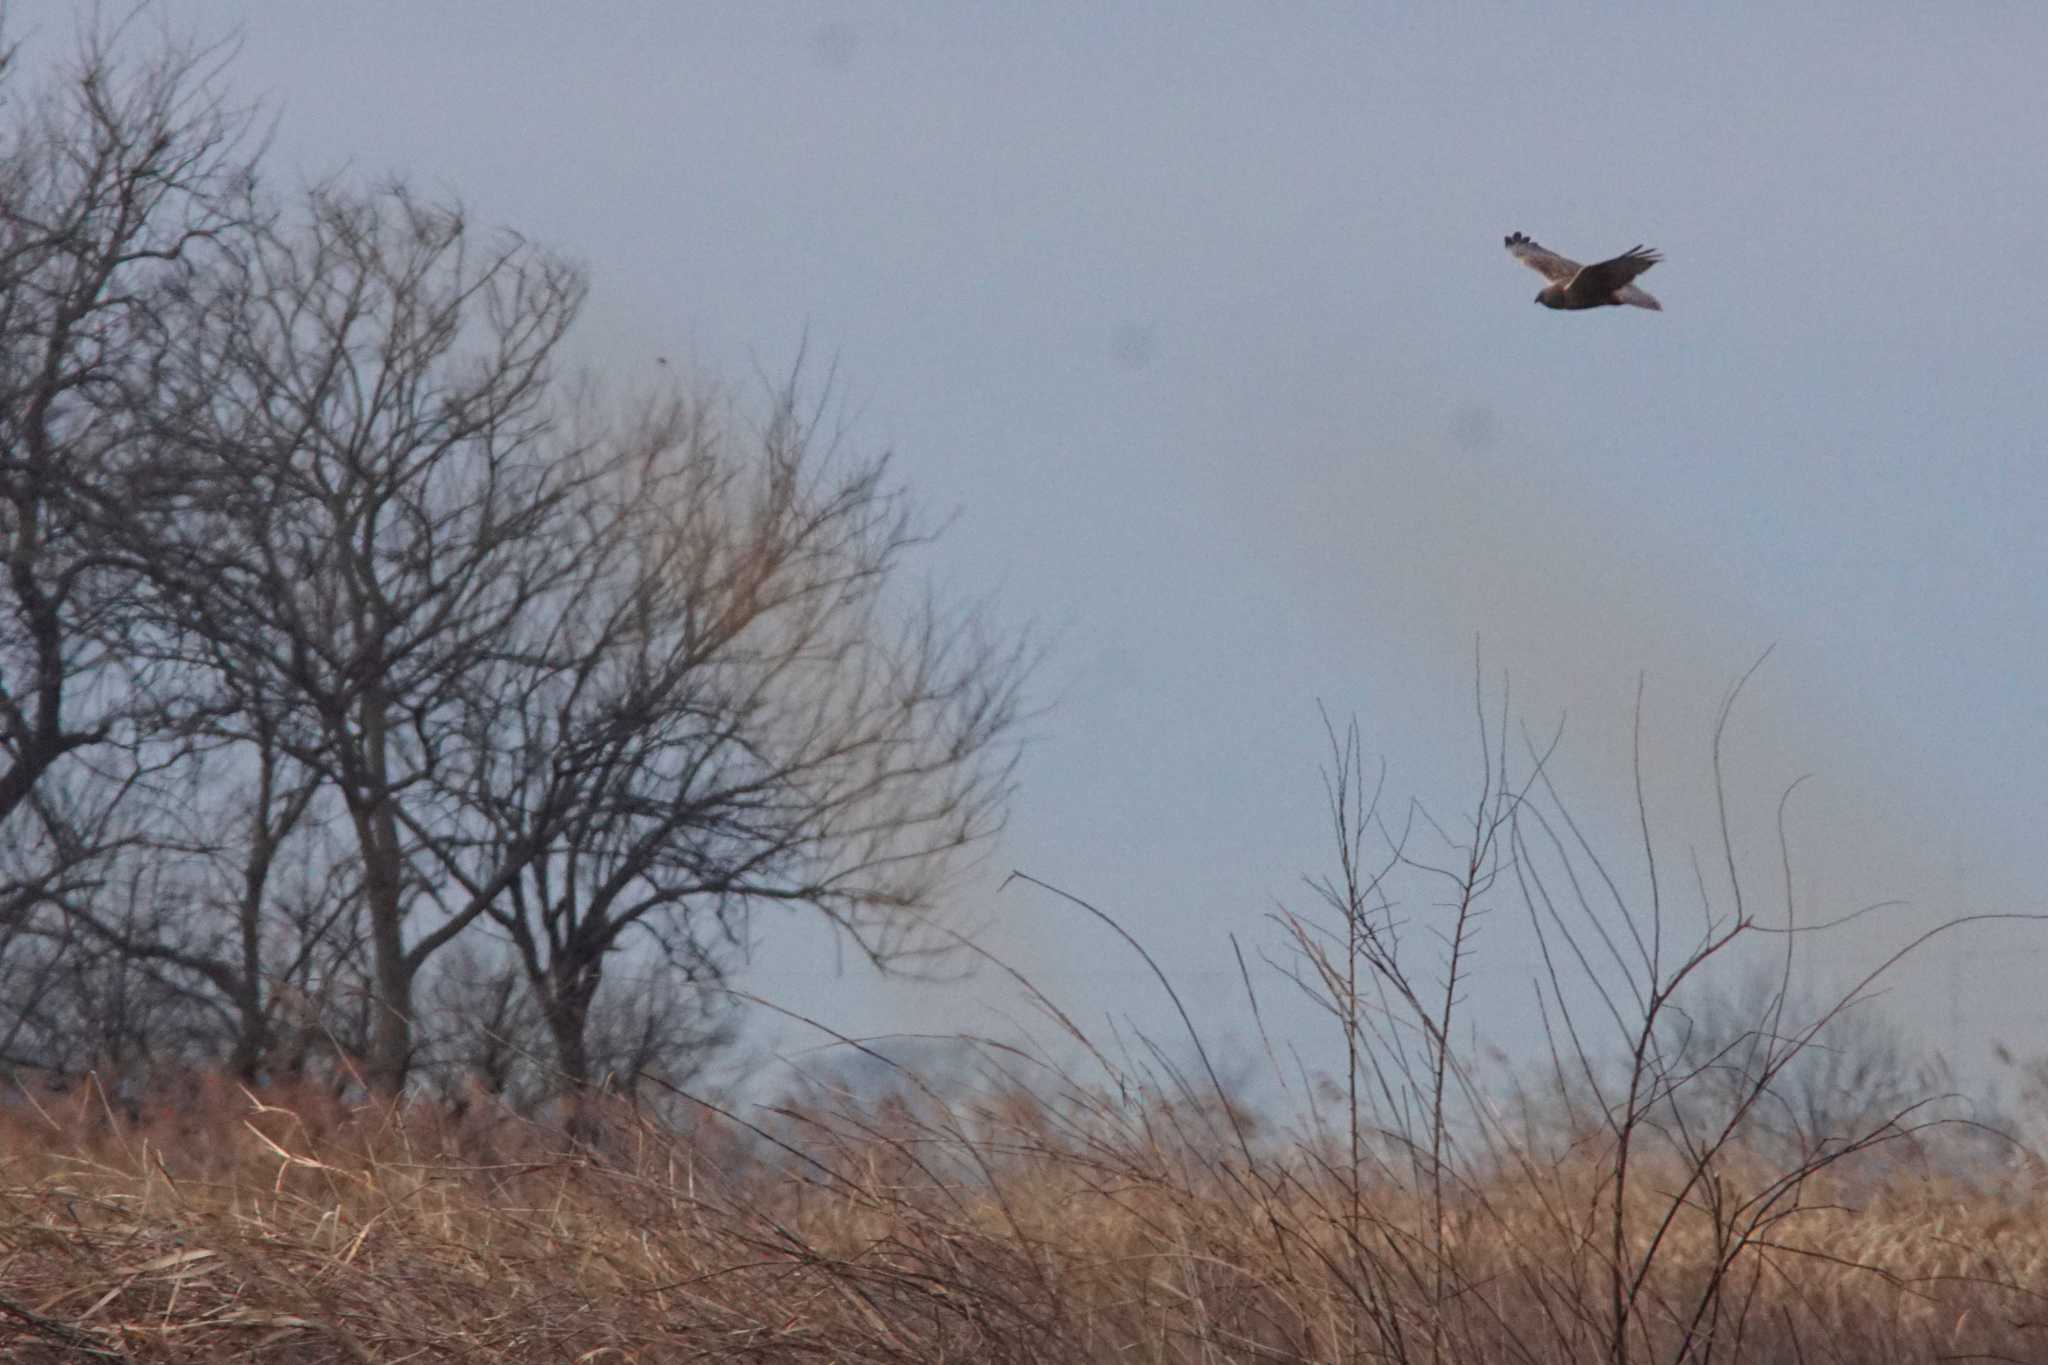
356 696 415 1094
541 955 607 1145
227 983 270 1083
542 953 601 1092
363 851 413 1093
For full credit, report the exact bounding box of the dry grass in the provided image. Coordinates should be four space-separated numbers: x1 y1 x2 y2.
1 1067 2043 1364
7 677 2040 1362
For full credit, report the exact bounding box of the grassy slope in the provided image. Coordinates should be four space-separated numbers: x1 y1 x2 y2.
2 1071 2042 1364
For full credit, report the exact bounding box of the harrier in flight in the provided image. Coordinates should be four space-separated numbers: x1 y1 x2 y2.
1505 232 1662 311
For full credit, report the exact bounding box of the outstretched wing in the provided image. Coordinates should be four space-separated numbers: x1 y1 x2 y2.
1570 245 1661 297
1504 231 1579 282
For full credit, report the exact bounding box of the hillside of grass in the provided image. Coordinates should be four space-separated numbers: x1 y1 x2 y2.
2 1063 2042 1365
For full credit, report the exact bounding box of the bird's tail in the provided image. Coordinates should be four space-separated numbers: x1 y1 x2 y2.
1619 285 1661 311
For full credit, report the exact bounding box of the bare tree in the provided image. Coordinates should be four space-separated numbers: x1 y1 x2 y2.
1656 962 1950 1159
130 183 588 1091
450 380 1031 1097
30 718 362 1082
419 944 551 1108
1253 665 2034 1365
0 11 261 1074
0 13 253 821
139 182 1032 1095
0 15 1032 1099
420 942 733 1115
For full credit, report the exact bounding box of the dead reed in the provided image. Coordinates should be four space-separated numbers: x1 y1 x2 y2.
0 1059 2041 1364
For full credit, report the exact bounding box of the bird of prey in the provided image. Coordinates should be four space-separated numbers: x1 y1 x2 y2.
1505 232 1663 311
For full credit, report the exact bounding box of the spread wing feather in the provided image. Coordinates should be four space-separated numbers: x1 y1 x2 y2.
1504 231 1579 282
1570 245 1661 297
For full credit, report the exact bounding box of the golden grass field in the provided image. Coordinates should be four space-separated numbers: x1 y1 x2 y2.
2 1064 2043 1364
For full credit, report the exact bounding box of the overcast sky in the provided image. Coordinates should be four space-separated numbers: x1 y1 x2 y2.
39 3 2048 1092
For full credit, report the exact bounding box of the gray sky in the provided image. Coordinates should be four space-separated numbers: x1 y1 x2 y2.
49 3 2048 1088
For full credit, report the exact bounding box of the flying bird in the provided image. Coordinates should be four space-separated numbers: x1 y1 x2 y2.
1505 232 1663 311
